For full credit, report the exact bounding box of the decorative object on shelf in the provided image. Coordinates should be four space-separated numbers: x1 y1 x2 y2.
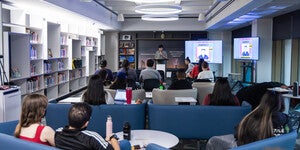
48 48 53 58
11 67 21 78
72 58 83 69
122 35 131 40
161 33 165 39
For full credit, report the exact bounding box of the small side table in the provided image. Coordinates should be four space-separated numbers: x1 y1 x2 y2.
116 130 179 149
175 97 197 105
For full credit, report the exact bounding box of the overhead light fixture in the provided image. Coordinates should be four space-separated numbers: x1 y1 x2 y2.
198 13 205 21
117 14 124 21
135 4 182 15
128 0 176 3
141 15 178 21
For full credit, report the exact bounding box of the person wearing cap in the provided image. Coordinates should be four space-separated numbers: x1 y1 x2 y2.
109 72 127 90
95 59 113 82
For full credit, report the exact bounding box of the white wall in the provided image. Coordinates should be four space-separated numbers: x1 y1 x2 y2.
208 31 232 77
121 18 206 31
252 18 273 83
104 32 119 72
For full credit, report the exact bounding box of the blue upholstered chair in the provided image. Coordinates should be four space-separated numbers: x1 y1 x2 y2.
0 120 19 136
148 104 251 140
46 103 146 137
231 130 297 150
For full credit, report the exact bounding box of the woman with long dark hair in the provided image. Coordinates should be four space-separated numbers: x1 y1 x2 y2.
237 91 289 145
15 94 55 146
82 74 114 105
202 78 239 106
206 91 290 149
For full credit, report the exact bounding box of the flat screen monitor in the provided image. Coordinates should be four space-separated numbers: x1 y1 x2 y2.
233 37 259 60
185 40 222 63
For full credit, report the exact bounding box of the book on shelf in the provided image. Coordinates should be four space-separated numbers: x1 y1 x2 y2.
127 49 135 55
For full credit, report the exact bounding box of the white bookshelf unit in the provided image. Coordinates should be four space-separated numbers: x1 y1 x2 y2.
2 7 102 101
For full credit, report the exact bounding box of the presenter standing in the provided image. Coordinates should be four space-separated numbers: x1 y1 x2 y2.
155 44 168 63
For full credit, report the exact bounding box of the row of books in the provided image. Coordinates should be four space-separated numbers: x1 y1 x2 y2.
60 35 68 45
27 77 40 92
60 49 67 57
119 48 135 55
58 73 67 84
30 45 38 60
44 75 56 87
69 69 83 80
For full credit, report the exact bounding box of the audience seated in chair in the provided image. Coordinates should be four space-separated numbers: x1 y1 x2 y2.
15 94 55 146
168 68 192 90
197 61 214 81
94 59 113 84
206 91 291 149
118 59 137 81
202 78 240 106
140 59 162 83
82 74 114 105
189 58 204 79
110 72 127 90
55 103 120 150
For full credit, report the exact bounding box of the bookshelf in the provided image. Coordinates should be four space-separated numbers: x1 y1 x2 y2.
119 32 136 69
2 8 101 101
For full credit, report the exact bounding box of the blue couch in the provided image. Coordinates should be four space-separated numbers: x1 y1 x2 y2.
46 103 146 137
0 120 131 150
0 120 18 136
0 133 58 150
231 130 297 150
148 104 251 140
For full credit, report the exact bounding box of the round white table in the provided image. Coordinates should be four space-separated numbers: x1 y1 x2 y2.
282 94 300 114
116 130 179 149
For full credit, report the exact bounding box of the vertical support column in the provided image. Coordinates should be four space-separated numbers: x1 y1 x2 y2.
208 31 232 77
252 18 273 82
284 39 292 85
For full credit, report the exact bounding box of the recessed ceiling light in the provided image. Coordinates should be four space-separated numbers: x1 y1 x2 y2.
141 14 179 21
135 4 182 15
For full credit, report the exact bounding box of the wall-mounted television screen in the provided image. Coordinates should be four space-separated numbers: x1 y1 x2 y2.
185 40 222 64
233 37 259 60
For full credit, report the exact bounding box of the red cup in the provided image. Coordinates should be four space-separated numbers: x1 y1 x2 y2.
126 87 132 104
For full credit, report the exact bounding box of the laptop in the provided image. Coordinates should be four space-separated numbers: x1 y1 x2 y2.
114 89 126 104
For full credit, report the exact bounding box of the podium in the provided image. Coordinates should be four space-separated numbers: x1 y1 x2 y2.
154 59 168 73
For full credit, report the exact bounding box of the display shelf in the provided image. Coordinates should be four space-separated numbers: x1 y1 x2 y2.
118 32 136 69
58 82 69 97
3 8 102 100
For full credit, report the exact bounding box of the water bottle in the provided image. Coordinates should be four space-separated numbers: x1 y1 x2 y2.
159 84 164 90
106 116 113 138
123 122 131 140
293 81 299 96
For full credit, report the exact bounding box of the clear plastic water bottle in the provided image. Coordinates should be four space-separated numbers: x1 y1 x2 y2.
123 122 131 140
106 116 113 138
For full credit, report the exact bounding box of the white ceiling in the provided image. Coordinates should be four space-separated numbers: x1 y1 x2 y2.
95 0 214 18
95 0 300 30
